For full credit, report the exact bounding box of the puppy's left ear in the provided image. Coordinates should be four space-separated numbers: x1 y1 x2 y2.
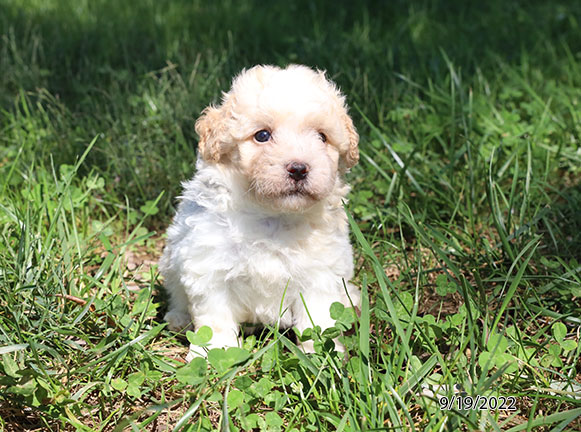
342 111 359 169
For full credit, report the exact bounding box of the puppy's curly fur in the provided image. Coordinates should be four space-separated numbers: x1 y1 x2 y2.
159 65 360 359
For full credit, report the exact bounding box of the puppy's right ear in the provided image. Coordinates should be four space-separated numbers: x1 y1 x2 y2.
195 105 232 163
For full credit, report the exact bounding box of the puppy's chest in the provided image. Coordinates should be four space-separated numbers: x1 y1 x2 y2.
226 216 333 282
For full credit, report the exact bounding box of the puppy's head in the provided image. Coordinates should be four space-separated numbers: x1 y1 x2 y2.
195 64 359 212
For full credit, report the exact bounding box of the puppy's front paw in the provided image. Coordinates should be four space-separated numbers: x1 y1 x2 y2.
164 310 192 331
298 340 315 353
184 330 240 361
298 338 345 354
185 344 207 362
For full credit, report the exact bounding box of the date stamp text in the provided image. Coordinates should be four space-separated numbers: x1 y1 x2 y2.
439 395 517 411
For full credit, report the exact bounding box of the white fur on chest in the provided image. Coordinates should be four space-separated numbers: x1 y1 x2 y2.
169 201 351 324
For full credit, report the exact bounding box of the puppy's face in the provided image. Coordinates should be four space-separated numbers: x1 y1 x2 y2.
195 65 359 212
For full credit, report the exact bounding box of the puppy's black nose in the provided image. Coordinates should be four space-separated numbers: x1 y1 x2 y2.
287 162 309 181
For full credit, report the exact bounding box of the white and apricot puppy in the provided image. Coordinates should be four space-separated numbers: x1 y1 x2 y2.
159 64 360 359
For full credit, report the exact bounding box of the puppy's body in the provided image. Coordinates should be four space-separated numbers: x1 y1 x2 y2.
159 65 359 358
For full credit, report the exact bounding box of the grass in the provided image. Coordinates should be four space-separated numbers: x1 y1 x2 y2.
1 0 581 430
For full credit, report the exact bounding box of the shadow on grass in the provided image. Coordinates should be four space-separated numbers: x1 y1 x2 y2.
1 0 580 111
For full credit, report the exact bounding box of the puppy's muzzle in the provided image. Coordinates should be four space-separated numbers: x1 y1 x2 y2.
286 162 309 181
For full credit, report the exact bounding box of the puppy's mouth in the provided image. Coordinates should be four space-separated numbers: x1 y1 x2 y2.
250 182 316 202
249 174 327 212
283 182 317 199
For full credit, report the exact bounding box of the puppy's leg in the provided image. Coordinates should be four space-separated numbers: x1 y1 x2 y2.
293 290 344 353
186 293 241 361
163 280 193 332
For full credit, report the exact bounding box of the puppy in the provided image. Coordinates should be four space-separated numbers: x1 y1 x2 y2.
159 64 360 359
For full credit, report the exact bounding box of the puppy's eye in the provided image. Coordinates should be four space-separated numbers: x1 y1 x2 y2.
254 130 271 143
319 132 327 143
